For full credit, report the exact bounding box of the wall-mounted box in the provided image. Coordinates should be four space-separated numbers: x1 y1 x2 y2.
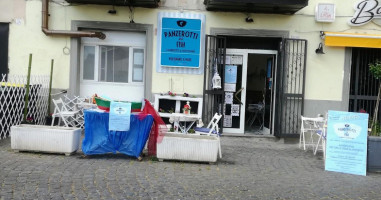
315 3 335 22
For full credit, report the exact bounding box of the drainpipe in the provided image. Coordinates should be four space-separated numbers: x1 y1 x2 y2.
42 0 106 39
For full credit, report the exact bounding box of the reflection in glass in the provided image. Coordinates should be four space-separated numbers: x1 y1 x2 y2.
83 46 95 80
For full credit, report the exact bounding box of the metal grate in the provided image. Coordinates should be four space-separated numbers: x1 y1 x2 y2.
275 39 307 137
202 35 226 131
0 74 50 139
349 48 381 120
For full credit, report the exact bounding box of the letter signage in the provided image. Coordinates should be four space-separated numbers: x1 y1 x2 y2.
160 17 201 68
349 0 381 26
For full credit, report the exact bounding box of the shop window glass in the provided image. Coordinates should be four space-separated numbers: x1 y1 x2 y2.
82 44 144 84
83 46 95 80
100 46 129 83
133 49 144 82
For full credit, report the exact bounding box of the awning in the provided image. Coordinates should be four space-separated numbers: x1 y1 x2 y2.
204 0 309 14
64 0 159 8
325 32 381 48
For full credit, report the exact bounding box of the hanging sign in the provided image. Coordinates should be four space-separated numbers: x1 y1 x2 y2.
325 110 368 176
349 0 381 26
109 102 131 131
160 17 201 68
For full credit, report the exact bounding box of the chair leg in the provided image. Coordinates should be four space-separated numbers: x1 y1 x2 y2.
299 130 303 149
314 134 322 155
51 117 55 126
302 131 306 150
62 117 69 127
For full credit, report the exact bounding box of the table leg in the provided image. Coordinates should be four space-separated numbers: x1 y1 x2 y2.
184 121 196 133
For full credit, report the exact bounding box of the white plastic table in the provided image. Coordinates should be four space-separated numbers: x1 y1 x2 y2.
169 113 200 134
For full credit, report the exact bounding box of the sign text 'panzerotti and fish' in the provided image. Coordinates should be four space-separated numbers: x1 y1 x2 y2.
161 18 201 68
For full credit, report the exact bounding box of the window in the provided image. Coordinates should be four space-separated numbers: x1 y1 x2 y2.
81 45 144 84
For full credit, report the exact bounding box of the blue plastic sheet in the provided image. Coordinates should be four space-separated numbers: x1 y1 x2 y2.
82 110 154 158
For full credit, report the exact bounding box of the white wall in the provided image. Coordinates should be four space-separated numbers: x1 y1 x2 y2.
7 0 381 102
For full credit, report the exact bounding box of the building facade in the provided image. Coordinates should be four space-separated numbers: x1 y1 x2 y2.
1 0 381 137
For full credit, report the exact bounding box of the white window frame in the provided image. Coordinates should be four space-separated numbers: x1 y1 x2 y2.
80 43 145 86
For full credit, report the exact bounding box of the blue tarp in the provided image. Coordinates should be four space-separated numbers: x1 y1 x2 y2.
82 110 154 158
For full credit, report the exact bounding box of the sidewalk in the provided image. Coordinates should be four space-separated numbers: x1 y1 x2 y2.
0 135 380 199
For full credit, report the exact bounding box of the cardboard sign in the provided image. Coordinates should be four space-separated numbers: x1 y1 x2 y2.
325 110 368 176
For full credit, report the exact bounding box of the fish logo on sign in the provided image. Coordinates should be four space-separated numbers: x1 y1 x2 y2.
333 123 361 139
177 20 187 27
114 107 127 115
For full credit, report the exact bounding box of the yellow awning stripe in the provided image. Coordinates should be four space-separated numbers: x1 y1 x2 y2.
324 32 381 48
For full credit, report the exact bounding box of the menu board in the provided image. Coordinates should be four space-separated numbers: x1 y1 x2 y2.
325 110 368 176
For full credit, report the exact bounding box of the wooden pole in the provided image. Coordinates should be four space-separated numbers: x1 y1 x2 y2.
47 59 54 116
371 82 381 135
23 54 32 122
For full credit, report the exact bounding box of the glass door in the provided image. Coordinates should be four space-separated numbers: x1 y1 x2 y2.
223 50 247 134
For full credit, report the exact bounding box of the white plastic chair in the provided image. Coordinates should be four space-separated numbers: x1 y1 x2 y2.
194 113 222 136
314 117 327 159
247 103 264 130
51 98 80 127
300 116 325 151
194 113 223 158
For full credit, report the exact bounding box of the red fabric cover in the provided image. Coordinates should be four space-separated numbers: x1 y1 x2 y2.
138 99 167 156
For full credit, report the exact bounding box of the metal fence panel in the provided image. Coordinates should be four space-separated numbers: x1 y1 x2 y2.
0 74 50 139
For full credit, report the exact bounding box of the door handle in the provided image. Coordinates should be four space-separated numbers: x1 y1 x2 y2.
235 87 244 105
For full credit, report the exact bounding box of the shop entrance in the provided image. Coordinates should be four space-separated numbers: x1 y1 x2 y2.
204 33 307 137
223 49 277 135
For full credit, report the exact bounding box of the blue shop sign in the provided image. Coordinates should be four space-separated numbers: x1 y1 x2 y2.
161 17 201 68
325 110 368 176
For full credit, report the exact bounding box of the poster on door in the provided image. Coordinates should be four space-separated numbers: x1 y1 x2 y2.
231 104 240 116
325 110 368 176
225 92 233 104
224 83 236 92
223 115 232 127
225 65 237 83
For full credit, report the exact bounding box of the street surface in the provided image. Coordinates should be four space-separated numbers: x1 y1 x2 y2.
1 136 380 199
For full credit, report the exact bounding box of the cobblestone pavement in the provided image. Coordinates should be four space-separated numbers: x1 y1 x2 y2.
1 135 381 200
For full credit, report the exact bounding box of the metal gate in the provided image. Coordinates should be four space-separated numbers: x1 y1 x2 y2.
0 23 9 76
202 35 226 130
349 48 381 120
274 39 307 137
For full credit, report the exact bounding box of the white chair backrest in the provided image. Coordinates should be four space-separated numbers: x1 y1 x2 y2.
301 116 325 131
206 113 222 136
52 98 69 113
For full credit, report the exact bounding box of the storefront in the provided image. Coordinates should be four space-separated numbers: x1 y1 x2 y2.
5 0 381 137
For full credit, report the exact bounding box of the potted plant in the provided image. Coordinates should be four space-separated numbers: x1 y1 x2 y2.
367 60 381 172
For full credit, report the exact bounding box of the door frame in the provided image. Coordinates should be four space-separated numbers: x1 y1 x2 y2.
69 21 154 101
224 49 278 134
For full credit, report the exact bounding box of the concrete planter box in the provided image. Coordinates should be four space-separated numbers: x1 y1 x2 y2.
157 133 220 163
368 136 381 172
11 125 81 156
